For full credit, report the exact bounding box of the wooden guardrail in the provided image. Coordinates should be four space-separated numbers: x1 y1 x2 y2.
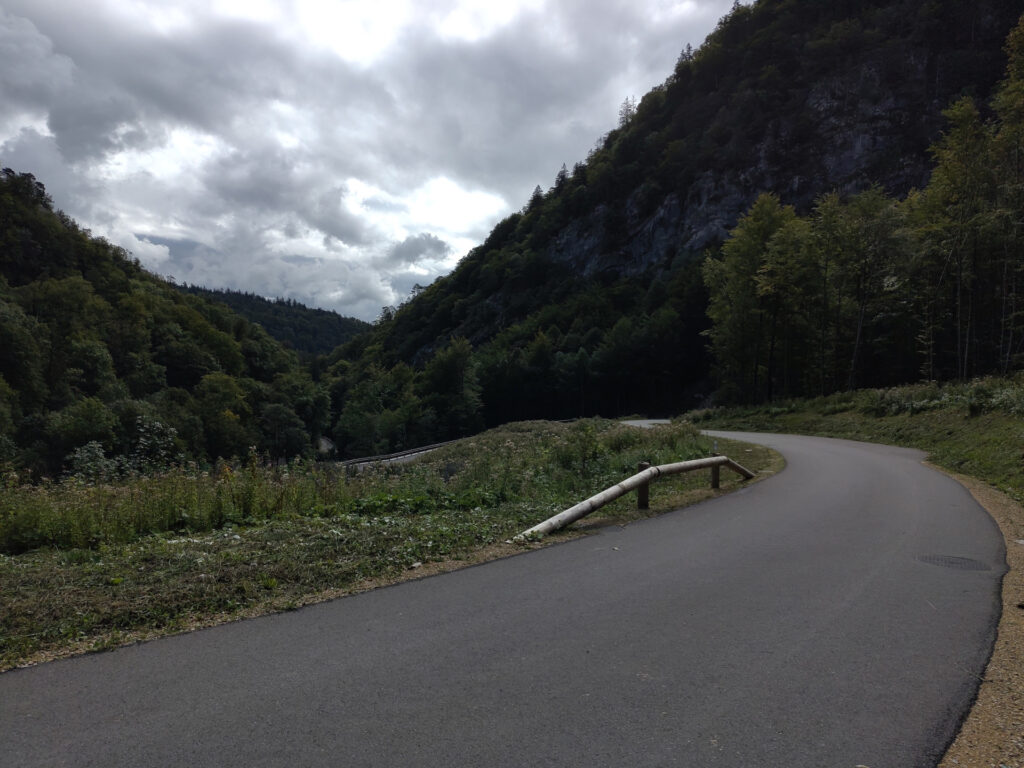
513 455 754 541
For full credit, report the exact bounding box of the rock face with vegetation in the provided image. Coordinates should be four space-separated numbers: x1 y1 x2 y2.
548 0 1018 274
703 15 1024 401
331 0 1023 440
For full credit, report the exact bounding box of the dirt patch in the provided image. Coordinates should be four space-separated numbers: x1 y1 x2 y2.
936 468 1024 768
2 536 565 671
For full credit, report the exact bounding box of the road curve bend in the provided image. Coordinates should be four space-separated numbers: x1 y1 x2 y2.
0 432 1006 767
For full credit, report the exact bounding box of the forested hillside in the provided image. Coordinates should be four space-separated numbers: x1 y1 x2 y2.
0 169 328 475
328 0 1023 443
704 15 1024 401
180 285 368 357
0 171 491 466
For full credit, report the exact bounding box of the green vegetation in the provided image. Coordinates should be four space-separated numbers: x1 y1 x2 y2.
703 15 1024 402
0 419 704 555
0 173 473 466
688 376 1024 504
0 420 776 669
179 285 368 357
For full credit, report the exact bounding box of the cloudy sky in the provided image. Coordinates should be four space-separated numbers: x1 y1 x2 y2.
1 0 736 321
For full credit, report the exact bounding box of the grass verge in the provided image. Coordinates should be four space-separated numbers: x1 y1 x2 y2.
0 419 780 671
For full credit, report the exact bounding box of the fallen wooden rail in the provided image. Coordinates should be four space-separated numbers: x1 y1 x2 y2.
514 455 754 541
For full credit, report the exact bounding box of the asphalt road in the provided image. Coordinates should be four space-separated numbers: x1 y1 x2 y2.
0 432 1006 767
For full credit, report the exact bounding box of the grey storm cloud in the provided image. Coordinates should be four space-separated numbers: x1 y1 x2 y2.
0 10 73 111
387 271 435 303
198 146 368 245
0 0 738 320
385 233 453 268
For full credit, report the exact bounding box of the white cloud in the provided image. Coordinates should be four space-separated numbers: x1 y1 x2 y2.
432 0 545 42
121 232 173 265
406 176 507 233
0 0 735 320
95 127 222 184
295 0 415 63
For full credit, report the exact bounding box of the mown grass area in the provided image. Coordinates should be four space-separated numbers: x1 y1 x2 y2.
0 419 778 670
687 375 1024 504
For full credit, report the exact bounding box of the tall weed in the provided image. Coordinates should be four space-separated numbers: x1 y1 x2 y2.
0 420 708 554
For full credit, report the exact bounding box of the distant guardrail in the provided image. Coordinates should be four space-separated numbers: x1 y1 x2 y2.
339 419 588 468
514 455 754 541
340 439 461 468
339 418 658 468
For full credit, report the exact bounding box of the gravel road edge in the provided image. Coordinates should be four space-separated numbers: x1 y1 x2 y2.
936 468 1024 768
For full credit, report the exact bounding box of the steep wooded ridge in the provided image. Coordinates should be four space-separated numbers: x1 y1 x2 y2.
0 170 329 474
336 0 1021 430
179 285 369 357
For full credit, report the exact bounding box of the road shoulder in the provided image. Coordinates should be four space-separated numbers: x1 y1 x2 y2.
935 468 1024 767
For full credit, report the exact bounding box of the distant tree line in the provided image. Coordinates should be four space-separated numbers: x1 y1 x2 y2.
180 285 368 357
322 258 710 455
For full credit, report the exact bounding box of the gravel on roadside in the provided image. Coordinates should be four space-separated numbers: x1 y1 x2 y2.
937 469 1024 768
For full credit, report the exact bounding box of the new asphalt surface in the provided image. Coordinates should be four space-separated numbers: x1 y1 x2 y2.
0 432 1007 767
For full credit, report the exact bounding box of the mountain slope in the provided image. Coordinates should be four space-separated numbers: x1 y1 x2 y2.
180 285 369 357
334 0 1022 423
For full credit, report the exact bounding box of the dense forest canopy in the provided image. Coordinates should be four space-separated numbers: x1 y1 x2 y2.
0 169 327 475
0 171 489 468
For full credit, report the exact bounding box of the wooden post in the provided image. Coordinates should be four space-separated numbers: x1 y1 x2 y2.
710 453 720 489
637 461 651 509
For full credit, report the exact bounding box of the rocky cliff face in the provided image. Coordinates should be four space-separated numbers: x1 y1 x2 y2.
543 1 1019 280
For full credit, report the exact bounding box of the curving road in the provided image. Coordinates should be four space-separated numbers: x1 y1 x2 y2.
0 432 1006 767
